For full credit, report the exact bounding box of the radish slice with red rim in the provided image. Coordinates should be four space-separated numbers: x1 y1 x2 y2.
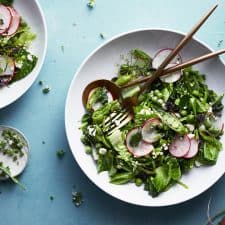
126 127 153 157
0 5 12 34
169 135 191 158
184 138 199 159
2 7 20 37
142 118 161 143
152 48 182 69
152 48 182 83
160 63 182 83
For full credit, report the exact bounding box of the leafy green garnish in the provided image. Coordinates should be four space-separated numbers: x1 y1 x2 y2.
110 172 133 185
92 100 121 124
0 0 13 6
0 163 26 190
86 87 108 111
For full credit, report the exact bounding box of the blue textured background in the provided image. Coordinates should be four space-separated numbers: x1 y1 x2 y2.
0 0 225 224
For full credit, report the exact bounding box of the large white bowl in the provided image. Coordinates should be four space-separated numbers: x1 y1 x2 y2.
65 29 225 207
0 0 47 109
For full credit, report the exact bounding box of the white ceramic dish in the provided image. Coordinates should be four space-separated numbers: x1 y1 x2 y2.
65 29 225 207
0 0 47 109
0 125 29 180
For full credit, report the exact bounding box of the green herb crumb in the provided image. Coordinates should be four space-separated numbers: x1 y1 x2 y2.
56 149 65 159
61 45 64 53
72 191 83 207
217 40 223 48
87 0 95 8
42 86 51 94
100 33 106 39
0 0 14 6
38 80 43 85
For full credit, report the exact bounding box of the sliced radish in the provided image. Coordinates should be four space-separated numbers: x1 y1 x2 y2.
0 56 15 86
2 7 20 36
152 48 182 69
0 5 12 34
152 48 182 83
184 138 199 159
169 135 191 158
126 127 153 157
142 118 161 143
160 63 182 83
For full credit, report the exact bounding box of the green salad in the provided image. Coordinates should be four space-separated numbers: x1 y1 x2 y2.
80 48 224 197
0 1 37 87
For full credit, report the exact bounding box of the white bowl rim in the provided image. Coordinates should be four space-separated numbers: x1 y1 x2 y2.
0 0 48 109
65 27 225 207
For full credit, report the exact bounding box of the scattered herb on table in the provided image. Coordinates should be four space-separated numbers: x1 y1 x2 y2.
217 40 224 48
72 191 83 207
100 33 106 39
49 195 54 201
42 86 51 94
87 0 95 8
56 149 65 159
61 45 64 53
38 80 43 85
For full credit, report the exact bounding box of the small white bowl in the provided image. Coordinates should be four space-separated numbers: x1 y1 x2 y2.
65 28 225 207
0 125 29 180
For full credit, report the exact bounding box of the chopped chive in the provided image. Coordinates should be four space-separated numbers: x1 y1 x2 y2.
99 33 106 39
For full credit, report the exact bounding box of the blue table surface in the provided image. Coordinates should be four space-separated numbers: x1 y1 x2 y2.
1 0 225 224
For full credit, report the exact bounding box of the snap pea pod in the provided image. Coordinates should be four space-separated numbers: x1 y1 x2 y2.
153 109 188 134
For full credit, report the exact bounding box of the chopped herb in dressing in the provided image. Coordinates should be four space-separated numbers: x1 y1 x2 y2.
0 129 25 160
